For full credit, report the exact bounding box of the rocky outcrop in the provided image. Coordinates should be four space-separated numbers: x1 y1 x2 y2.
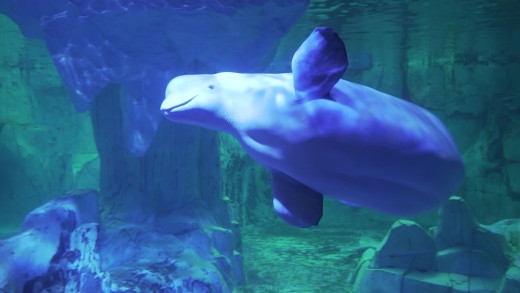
0 190 241 292
352 196 520 293
0 190 101 292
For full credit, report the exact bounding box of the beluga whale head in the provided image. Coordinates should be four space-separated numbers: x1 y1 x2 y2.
161 71 296 135
161 74 226 131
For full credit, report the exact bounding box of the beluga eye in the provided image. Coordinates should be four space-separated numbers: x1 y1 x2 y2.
208 84 214 90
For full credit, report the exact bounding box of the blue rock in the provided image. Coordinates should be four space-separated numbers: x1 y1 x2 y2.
21 189 99 231
373 220 437 271
0 190 102 292
106 252 227 292
436 247 507 278
432 196 477 250
1 190 234 292
212 228 233 257
99 221 182 270
61 223 110 293
0 229 58 292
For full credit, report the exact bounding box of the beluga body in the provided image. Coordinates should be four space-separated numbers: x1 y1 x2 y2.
161 27 465 228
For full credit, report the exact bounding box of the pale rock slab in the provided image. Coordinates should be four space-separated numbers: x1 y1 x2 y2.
373 220 436 271
352 196 519 293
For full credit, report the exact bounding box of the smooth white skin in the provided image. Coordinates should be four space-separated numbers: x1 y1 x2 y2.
161 72 465 217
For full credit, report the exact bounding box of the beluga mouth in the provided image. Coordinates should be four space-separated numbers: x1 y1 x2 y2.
161 94 198 113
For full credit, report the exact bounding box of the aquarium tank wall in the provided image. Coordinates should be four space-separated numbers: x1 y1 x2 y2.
0 0 519 292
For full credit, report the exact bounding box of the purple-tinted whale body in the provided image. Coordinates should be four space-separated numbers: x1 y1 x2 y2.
161 27 465 228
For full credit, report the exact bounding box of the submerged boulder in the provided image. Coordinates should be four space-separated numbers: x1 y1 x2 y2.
0 229 58 292
0 190 99 292
373 220 436 271
500 256 520 293
0 190 241 292
431 196 477 250
352 196 519 293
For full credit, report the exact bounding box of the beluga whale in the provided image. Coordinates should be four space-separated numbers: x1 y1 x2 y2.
161 27 465 228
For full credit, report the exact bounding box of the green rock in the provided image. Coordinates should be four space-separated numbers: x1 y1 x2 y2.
374 220 436 271
503 134 520 161
506 163 520 193
499 258 520 293
433 196 477 250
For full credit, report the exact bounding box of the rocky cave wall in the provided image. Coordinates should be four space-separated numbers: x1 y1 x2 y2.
0 15 99 237
405 0 520 224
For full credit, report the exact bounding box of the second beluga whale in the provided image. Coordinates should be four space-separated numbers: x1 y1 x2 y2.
161 27 465 228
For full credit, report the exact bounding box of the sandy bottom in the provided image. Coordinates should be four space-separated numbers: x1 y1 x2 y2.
242 224 386 292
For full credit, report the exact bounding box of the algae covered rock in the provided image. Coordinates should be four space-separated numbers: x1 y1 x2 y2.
373 220 436 271
431 196 477 250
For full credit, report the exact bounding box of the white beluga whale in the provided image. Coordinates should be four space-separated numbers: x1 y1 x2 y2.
161 27 465 228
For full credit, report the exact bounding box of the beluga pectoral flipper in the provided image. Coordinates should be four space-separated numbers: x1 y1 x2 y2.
271 170 323 228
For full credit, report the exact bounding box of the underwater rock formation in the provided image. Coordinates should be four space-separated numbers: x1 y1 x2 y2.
0 190 100 292
0 0 309 155
352 196 520 293
0 190 240 292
